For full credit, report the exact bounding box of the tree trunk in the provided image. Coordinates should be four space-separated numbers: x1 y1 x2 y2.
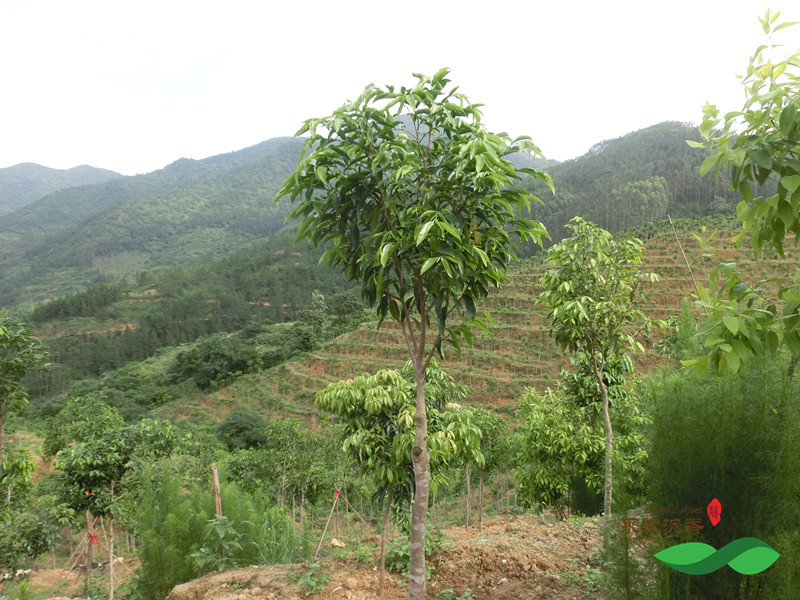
109 519 115 600
593 361 613 548
109 481 116 600
344 478 349 533
0 411 6 466
465 463 471 530
408 357 430 600
300 486 306 534
478 469 484 534
379 489 393 597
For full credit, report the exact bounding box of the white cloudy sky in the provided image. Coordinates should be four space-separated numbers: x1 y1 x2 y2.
0 0 797 176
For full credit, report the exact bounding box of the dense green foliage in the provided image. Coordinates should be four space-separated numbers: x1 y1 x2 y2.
690 14 800 377
130 464 300 600
0 312 48 463
646 357 800 599
538 217 660 542
514 356 649 518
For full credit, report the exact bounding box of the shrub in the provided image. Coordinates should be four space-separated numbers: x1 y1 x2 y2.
130 463 300 600
645 357 800 599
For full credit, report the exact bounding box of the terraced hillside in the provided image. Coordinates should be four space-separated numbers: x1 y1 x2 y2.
170 227 800 422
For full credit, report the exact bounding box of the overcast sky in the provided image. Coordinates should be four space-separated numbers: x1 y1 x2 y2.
0 0 797 176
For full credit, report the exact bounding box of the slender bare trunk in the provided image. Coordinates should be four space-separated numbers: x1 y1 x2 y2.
300 486 305 534
109 520 115 600
344 478 349 533
478 470 484 534
212 467 222 516
408 357 430 600
592 360 613 548
465 463 471 530
379 489 393 597
0 412 6 466
109 481 116 600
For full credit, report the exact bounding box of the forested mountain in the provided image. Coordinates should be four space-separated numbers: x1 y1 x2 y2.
0 122 735 309
0 137 305 308
518 121 752 253
0 162 121 215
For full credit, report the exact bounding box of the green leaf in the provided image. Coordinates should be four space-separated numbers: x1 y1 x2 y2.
700 154 719 177
773 20 799 32
437 220 461 240
462 294 475 319
750 149 772 169
781 175 800 194
415 221 435 246
379 243 396 267
725 348 741 373
420 257 439 274
780 104 797 136
722 316 740 335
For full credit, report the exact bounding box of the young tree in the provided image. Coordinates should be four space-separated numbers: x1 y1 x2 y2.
514 355 649 519
315 360 476 596
691 12 800 375
0 311 49 464
278 69 552 599
469 407 509 533
537 217 659 545
277 68 551 598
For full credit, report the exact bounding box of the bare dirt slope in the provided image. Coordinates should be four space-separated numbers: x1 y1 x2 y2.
164 515 604 600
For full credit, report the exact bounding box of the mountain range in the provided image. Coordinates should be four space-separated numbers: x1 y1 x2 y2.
0 122 732 311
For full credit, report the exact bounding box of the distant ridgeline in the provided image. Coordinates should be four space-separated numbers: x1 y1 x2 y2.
517 121 762 255
1 122 751 310
0 162 121 216
0 137 305 309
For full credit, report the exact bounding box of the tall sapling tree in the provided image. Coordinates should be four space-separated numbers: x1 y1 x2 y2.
537 217 659 545
277 68 552 598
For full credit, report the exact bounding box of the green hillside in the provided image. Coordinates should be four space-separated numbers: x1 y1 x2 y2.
24 213 799 431
0 137 304 309
0 162 121 216
21 225 360 410
221 216 798 417
517 121 769 253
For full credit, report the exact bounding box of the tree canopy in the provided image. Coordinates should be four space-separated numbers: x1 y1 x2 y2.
692 11 800 375
0 311 48 464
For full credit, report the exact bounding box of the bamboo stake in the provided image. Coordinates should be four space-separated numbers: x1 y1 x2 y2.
314 490 340 560
212 466 222 516
668 214 701 298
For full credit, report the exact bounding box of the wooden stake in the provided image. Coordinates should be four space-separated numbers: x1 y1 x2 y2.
314 490 340 560
212 466 222 516
668 214 701 298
